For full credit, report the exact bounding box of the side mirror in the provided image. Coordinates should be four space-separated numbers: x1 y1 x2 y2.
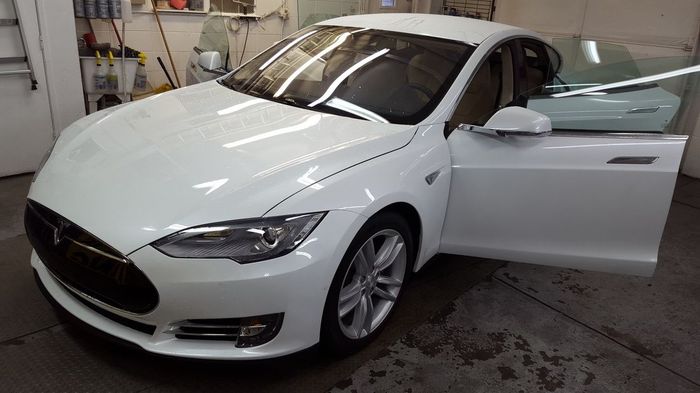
461 107 552 137
198 51 223 72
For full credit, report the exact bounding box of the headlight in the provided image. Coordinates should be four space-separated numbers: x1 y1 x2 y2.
32 137 58 182
152 212 326 263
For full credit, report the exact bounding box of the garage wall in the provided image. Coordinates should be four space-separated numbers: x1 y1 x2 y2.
75 0 298 88
0 0 83 177
493 0 700 177
493 0 699 56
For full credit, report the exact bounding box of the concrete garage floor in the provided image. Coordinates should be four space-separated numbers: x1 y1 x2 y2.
1 174 699 392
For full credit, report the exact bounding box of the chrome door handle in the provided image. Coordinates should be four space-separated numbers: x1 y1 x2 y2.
627 106 660 114
607 156 659 165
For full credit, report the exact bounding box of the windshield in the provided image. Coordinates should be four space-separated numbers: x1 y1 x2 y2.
221 26 475 124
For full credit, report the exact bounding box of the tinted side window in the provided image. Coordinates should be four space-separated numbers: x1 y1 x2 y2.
523 38 696 133
519 39 558 97
449 43 516 129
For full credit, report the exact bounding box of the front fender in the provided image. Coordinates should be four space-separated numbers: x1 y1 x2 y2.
265 123 451 271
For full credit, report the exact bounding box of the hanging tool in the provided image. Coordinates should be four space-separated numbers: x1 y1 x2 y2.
150 0 181 87
111 19 123 47
0 0 38 90
157 56 176 89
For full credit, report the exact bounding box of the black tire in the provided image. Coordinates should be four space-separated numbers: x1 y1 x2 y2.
320 211 415 356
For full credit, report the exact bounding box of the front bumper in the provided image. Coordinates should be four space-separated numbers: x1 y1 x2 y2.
31 209 365 360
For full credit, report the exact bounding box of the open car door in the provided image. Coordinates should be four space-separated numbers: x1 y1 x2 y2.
441 39 696 276
186 3 231 85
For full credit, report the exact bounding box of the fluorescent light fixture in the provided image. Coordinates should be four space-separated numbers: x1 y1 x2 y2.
308 48 390 107
581 40 601 64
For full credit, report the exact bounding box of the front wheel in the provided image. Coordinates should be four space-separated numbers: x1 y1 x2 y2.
321 212 414 355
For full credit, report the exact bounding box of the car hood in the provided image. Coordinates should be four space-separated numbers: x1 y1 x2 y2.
29 81 415 254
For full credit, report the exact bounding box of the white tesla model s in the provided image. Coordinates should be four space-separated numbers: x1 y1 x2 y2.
27 14 689 360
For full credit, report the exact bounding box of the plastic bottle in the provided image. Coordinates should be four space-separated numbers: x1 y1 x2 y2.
96 0 110 19
74 0 85 17
84 0 97 18
134 53 148 91
94 51 107 92
108 0 121 19
106 51 119 93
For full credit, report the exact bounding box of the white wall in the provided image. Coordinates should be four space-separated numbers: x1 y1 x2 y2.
298 0 358 28
75 0 298 88
37 0 85 133
0 0 83 177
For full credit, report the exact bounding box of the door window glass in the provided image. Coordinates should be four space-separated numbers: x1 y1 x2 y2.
196 5 231 71
449 44 515 128
519 40 558 96
522 38 700 133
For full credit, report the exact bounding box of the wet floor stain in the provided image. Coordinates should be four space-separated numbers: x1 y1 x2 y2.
551 270 600 296
600 325 663 359
497 366 517 380
330 276 700 393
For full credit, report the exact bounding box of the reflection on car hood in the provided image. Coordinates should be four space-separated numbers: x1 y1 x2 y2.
29 81 415 254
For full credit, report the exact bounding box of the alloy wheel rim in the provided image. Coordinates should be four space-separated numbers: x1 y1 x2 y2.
337 229 406 339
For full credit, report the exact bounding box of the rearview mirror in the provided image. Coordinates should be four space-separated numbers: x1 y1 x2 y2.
198 51 223 72
461 107 552 137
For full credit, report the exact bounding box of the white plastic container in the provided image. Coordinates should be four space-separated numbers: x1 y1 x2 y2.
80 56 138 94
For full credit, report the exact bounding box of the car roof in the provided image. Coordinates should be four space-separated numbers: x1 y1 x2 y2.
317 13 534 45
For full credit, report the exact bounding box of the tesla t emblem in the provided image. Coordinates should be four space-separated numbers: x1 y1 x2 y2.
53 220 70 246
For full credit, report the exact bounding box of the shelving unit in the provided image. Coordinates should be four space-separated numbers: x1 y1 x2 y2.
133 8 207 15
442 0 494 21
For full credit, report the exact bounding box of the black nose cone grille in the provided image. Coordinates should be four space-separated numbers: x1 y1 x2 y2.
25 201 159 314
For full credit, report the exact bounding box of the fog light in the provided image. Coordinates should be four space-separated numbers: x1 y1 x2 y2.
236 313 284 348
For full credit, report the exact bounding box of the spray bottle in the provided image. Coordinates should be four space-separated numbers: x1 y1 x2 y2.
94 51 107 92
106 51 119 93
134 53 148 91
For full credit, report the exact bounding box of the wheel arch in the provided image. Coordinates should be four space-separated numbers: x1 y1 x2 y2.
369 202 422 271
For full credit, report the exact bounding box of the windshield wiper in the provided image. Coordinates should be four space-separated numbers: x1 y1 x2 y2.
218 78 238 91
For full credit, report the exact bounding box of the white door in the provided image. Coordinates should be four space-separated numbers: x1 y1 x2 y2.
0 0 53 177
186 10 231 86
440 38 691 276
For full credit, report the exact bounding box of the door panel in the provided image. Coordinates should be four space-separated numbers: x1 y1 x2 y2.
440 131 686 276
440 36 695 276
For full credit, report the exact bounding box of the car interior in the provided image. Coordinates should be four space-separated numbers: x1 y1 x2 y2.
448 44 515 130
